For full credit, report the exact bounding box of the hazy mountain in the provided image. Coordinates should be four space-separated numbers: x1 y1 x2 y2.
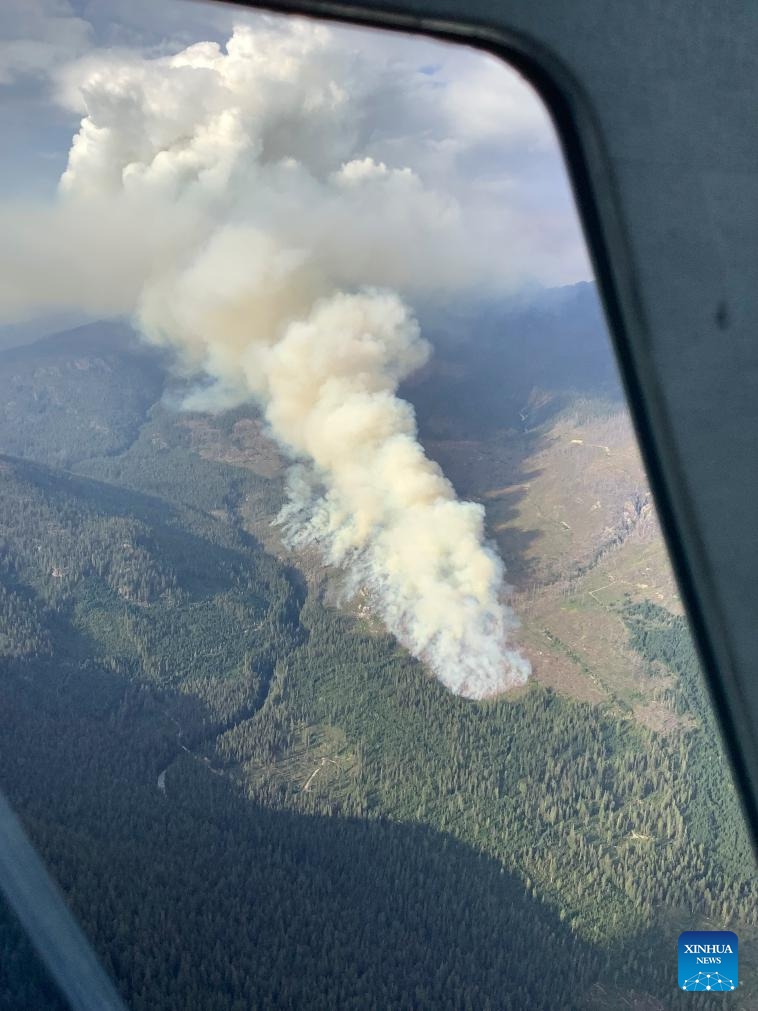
0 312 94 352
0 283 614 465
408 281 621 439
0 320 165 467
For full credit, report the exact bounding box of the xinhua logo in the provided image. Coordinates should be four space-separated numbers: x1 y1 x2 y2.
678 931 738 992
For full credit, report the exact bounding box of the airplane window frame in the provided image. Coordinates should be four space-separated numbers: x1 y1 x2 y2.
0 1 756 1007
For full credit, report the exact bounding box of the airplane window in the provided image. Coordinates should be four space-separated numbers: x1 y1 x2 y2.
0 1 754 1008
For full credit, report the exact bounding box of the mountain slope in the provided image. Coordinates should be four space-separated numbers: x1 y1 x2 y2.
0 321 165 467
0 451 755 1008
0 293 756 1008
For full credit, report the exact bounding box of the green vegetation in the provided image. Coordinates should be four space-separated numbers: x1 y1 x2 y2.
77 404 284 523
624 600 753 880
0 452 755 1008
0 319 755 1008
0 323 164 468
0 455 301 726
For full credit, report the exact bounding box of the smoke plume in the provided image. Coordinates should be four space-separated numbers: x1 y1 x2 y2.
4 17 538 696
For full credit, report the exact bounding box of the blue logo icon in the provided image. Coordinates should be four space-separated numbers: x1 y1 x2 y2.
678 931 738 991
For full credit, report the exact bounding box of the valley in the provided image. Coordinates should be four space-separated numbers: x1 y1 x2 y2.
0 286 755 1009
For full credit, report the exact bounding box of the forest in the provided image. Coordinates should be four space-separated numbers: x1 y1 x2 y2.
0 448 755 1009
0 317 755 1008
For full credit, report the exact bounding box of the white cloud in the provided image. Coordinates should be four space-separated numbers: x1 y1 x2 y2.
0 10 593 695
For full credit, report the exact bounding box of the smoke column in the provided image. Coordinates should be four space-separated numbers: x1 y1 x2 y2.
11 18 535 696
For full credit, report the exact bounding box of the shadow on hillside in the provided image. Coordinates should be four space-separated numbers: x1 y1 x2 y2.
599 920 753 1011
0 654 608 1011
0 647 721 1010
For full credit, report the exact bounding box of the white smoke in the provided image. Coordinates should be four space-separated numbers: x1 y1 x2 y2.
267 291 529 697
2 17 540 696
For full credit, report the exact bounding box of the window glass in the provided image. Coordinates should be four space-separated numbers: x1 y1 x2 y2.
0 2 754 1007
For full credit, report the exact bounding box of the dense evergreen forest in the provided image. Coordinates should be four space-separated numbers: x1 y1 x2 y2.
0 319 755 1009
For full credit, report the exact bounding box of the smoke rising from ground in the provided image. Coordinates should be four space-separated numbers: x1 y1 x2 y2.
1 17 542 695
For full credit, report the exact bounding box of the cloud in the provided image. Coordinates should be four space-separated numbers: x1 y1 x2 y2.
0 12 593 694
0 1 91 84
0 15 587 324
